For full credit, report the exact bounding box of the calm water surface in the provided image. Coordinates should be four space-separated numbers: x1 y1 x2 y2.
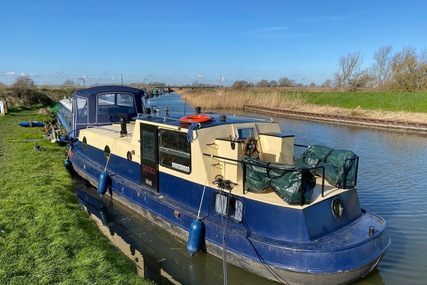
77 94 427 284
274 118 427 285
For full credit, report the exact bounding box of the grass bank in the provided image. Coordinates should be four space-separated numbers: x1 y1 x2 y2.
0 111 149 284
180 88 427 122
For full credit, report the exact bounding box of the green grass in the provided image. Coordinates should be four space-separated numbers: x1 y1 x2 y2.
0 111 150 284
279 91 427 113
182 88 427 114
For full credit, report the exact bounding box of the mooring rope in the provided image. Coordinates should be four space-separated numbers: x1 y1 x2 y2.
187 122 200 143
217 183 233 285
196 154 213 219
103 137 120 172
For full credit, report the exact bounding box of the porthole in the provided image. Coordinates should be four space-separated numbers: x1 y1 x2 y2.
331 197 344 219
104 145 111 160
82 137 88 150
127 151 132 161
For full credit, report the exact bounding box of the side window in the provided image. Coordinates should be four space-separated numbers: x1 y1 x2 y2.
142 130 156 161
117 93 134 107
236 127 254 139
75 97 88 124
213 193 244 223
98 93 115 105
98 93 136 115
98 93 115 114
159 129 191 174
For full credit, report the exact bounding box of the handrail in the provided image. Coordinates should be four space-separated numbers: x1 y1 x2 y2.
202 153 326 205
341 155 359 189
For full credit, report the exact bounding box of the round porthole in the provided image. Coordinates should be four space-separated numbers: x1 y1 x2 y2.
82 137 88 150
104 145 111 160
331 198 344 219
127 151 132 161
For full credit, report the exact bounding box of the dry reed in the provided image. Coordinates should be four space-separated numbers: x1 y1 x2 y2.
179 88 427 123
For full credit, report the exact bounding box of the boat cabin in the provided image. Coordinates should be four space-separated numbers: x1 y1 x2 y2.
57 86 147 141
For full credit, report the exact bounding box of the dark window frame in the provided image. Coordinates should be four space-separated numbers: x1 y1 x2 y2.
158 129 191 174
212 192 244 223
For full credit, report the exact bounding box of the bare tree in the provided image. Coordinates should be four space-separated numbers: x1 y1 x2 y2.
321 79 333 88
269 80 278 87
232 80 253 88
63 79 75 87
391 47 425 91
371 46 393 89
418 49 427 91
11 76 35 99
334 51 364 91
348 71 374 90
278 77 294 87
256 79 270 87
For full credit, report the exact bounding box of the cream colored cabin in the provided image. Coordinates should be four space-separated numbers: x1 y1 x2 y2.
78 119 344 209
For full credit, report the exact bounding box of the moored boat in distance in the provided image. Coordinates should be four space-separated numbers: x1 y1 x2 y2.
67 90 390 285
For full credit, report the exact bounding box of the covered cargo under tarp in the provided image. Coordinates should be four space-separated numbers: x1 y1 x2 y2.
317 149 358 188
293 145 333 168
242 157 316 205
294 145 359 189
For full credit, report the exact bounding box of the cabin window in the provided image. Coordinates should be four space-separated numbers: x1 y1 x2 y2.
75 97 88 123
97 93 136 115
213 193 244 223
116 93 134 107
236 127 254 139
82 137 88 151
142 130 156 162
126 151 133 161
158 129 191 174
104 145 111 160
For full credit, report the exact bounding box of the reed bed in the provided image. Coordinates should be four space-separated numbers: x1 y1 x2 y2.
181 88 307 110
180 88 427 123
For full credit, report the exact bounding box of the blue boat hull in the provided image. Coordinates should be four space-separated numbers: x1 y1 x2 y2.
69 142 390 284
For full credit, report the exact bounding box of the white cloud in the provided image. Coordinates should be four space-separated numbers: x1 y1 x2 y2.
249 26 290 35
20 72 26 76
196 74 204 79
6 72 16 76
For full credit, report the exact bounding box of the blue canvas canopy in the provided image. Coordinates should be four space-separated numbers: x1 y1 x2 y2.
73 86 146 126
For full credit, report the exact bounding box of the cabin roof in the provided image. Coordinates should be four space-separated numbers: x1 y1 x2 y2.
135 112 272 129
73 85 146 99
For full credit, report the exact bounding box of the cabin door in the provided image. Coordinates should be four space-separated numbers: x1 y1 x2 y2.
140 123 159 191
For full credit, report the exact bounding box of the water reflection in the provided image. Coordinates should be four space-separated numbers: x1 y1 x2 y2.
75 183 279 285
274 117 427 285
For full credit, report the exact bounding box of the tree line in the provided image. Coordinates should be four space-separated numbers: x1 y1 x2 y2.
335 46 427 92
2 46 426 92
230 46 427 92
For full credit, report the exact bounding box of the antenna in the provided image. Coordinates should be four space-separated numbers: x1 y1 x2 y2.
78 77 86 86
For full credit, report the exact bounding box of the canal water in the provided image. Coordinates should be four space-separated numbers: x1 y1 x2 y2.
76 93 427 285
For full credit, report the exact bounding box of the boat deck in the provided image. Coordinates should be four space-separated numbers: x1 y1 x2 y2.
81 122 349 209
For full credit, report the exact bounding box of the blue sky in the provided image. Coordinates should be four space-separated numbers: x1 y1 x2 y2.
1 0 426 86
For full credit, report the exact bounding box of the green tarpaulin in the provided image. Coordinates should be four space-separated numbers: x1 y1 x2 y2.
294 145 358 188
242 157 316 205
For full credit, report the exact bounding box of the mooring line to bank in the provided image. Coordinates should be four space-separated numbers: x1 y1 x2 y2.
244 105 427 133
